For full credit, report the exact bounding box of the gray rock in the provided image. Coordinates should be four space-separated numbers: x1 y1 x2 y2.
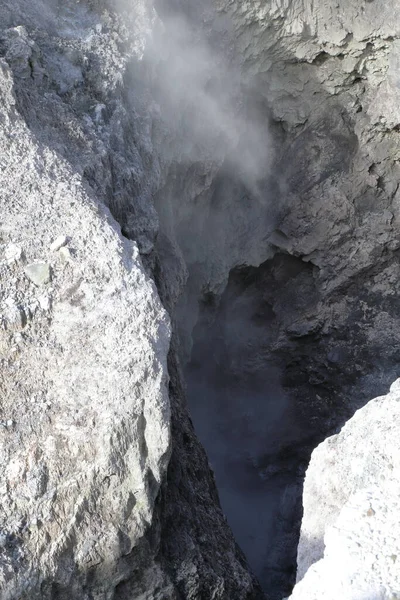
289 382 400 599
26 464 48 499
1 0 400 599
0 13 259 595
58 246 72 263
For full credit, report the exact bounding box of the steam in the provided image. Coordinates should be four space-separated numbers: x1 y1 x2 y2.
144 6 272 196
136 9 287 591
187 276 302 598
122 0 288 593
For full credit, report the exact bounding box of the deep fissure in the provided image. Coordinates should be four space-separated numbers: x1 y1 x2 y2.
181 250 398 598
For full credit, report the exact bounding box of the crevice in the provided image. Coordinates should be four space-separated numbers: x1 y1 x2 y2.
183 250 398 598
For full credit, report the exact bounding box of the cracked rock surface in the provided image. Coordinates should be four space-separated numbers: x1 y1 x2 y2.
0 49 173 597
0 1 262 598
288 380 400 600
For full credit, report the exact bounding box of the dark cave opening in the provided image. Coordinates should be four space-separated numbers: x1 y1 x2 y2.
184 251 400 599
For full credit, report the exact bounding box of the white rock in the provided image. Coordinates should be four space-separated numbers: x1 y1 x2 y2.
0 52 172 598
38 295 51 311
4 296 16 307
24 263 51 286
289 383 400 600
4 243 22 263
58 246 72 262
50 235 68 252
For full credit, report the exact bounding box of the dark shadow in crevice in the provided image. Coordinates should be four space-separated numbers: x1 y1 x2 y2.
185 251 400 599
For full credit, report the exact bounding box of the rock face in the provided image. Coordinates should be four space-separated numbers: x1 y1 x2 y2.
0 1 262 598
2 0 400 599
170 0 400 409
156 0 400 596
0 48 172 596
288 380 400 600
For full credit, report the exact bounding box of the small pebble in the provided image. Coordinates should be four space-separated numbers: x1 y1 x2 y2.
50 235 68 252
4 243 22 263
6 420 13 428
38 295 51 311
59 246 72 263
28 300 39 314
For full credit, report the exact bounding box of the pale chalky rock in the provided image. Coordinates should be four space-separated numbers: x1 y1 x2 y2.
288 382 400 600
58 246 72 263
4 243 22 263
50 235 68 252
0 53 173 599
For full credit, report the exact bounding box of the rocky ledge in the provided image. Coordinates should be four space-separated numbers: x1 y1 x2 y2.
289 381 400 600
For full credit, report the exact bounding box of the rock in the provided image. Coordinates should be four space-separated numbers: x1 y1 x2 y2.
2 304 26 330
26 464 48 499
38 295 51 311
1 0 400 599
4 243 22 263
50 235 68 252
24 263 51 286
58 246 72 263
289 382 400 599
0 20 259 596
0 41 174 598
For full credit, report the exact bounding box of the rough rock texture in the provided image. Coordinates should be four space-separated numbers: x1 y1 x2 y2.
173 0 400 410
288 380 400 599
0 1 263 598
2 0 400 598
0 50 173 597
155 0 400 463
164 0 400 595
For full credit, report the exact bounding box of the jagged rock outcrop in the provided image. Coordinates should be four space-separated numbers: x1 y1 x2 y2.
163 0 400 596
169 0 400 406
0 48 173 597
288 380 400 600
0 1 262 598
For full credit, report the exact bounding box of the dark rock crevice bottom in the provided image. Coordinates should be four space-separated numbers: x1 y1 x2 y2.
185 252 397 599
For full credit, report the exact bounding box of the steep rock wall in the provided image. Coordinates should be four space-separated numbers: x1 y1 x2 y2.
2 0 400 598
162 0 400 398
158 0 400 596
0 52 172 597
288 380 400 599
0 1 263 598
